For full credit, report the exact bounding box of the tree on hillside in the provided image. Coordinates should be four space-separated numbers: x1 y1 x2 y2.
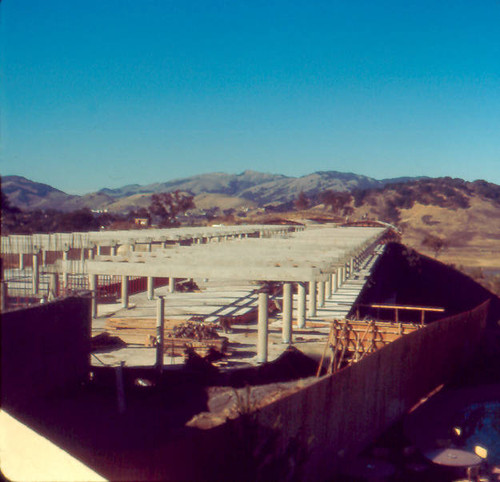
59 208 101 232
421 233 448 258
1 188 23 233
148 191 195 227
295 191 310 210
319 190 352 213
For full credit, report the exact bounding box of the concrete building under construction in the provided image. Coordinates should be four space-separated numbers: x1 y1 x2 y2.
1 223 499 481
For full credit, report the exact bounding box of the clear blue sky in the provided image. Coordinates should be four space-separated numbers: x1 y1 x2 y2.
1 0 499 194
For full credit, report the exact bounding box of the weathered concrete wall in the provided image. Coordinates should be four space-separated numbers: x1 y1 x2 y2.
1 296 91 408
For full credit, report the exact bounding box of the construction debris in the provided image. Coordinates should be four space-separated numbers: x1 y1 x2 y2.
170 322 220 341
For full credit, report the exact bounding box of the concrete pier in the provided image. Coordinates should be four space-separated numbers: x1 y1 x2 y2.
318 281 325 307
48 273 58 301
89 274 98 318
147 277 154 300
62 249 69 290
308 281 317 317
257 291 269 363
32 252 39 295
169 277 175 293
156 296 165 369
282 282 292 344
297 283 306 329
121 275 129 309
332 272 338 294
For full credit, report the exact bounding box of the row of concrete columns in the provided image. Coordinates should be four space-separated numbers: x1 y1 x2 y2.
256 255 365 362
18 244 119 272
117 275 177 310
13 228 303 272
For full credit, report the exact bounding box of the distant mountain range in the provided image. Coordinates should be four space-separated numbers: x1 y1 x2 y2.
2 170 428 212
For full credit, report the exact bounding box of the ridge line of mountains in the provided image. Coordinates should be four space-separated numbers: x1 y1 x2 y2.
2 170 430 212
3 170 500 216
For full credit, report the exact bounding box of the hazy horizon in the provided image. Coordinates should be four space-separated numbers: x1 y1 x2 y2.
3 168 498 198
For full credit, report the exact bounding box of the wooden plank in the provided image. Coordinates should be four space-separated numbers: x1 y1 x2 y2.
368 304 445 312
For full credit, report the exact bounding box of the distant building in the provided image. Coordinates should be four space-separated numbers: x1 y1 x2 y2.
134 217 150 227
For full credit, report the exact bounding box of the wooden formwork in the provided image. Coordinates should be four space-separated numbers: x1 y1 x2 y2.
316 319 422 376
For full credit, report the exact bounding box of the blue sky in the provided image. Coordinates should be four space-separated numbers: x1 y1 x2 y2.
1 0 499 194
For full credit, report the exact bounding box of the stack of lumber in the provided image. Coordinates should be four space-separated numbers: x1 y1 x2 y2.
162 336 228 357
104 317 228 356
105 317 182 345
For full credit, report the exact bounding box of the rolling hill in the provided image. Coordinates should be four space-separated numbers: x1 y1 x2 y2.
2 170 420 212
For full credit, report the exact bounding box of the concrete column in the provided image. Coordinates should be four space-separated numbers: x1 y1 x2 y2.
318 281 325 308
326 276 332 299
121 275 129 309
89 274 98 318
147 240 152 253
32 252 39 295
162 241 168 249
257 291 269 363
332 272 338 294
297 283 306 329
115 362 126 414
169 277 176 293
130 242 136 252
282 282 292 344
110 244 117 256
41 250 47 267
19 253 25 270
63 249 69 290
350 258 355 276
48 273 59 301
1 281 8 311
308 281 317 317
156 296 165 370
147 276 155 300
88 247 95 260
97 245 103 256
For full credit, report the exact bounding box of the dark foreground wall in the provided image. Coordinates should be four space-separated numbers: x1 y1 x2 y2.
104 301 487 481
250 301 488 480
1 295 91 408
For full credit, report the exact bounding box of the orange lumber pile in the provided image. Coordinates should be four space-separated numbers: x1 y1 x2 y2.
105 317 227 356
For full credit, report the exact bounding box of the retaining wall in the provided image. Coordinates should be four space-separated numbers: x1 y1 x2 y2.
173 300 489 481
249 300 489 480
1 295 91 409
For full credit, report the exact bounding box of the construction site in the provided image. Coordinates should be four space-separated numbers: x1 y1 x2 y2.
1 223 499 481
